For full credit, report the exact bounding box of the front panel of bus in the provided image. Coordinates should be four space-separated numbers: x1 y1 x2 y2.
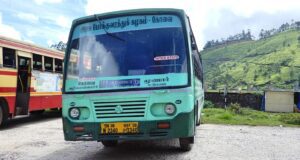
62 10 196 141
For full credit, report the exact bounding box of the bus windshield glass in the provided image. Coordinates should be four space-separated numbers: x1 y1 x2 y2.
65 14 188 92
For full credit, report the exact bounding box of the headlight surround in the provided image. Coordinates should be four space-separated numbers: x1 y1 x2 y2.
69 108 80 119
164 104 176 115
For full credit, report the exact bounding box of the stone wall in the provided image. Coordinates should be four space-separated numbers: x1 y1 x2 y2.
205 92 263 110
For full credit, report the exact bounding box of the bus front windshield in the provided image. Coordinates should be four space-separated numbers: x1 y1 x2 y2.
65 14 188 92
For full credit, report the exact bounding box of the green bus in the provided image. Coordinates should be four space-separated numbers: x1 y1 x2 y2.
62 8 204 151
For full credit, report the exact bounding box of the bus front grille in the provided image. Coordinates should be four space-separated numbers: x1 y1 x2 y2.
93 100 147 119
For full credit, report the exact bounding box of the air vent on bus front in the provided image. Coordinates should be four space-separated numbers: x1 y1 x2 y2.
93 100 147 119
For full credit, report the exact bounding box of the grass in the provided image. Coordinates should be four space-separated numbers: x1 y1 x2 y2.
202 107 300 127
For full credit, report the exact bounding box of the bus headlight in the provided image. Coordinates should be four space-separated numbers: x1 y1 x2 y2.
164 104 176 115
69 108 80 119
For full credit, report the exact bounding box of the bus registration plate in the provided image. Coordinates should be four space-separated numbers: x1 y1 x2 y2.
101 122 139 134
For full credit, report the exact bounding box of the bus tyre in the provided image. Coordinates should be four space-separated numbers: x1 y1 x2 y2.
195 102 201 126
196 114 201 126
0 104 8 127
179 137 194 151
0 106 3 126
196 119 201 126
102 140 118 147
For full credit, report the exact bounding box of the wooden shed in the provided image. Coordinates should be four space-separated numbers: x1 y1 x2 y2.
264 90 294 113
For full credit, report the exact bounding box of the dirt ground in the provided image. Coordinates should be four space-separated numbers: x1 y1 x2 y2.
0 112 300 160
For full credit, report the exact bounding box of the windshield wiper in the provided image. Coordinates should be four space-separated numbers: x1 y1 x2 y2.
94 15 125 42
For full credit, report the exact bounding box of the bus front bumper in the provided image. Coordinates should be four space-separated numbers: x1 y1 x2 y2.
63 111 195 141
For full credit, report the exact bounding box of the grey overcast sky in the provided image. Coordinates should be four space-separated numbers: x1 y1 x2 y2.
1 0 300 49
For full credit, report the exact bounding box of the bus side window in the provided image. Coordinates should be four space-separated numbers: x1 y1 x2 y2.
55 58 63 73
3 47 16 68
33 54 42 70
44 56 53 72
190 34 204 86
192 52 202 80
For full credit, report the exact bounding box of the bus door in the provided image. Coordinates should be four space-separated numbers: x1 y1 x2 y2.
15 56 31 115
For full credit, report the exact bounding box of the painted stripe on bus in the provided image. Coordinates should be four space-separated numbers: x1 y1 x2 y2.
0 92 62 97
0 70 17 76
0 87 17 92
30 92 62 96
0 92 16 97
0 87 36 92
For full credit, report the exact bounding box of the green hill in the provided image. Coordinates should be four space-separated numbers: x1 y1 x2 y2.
201 30 300 90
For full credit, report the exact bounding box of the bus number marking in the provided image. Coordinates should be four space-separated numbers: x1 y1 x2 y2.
101 122 138 134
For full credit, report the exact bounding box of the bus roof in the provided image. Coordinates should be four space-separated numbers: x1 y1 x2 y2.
0 35 64 59
72 8 186 25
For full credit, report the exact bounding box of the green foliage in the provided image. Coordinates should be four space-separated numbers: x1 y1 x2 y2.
283 41 286 47
202 108 300 127
227 103 242 114
203 101 215 108
279 114 300 125
274 75 282 81
202 30 300 90
291 50 296 55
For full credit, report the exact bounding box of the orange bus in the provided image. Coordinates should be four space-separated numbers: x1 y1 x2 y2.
0 36 64 126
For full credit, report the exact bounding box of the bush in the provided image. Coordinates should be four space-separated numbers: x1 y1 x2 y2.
204 101 215 108
291 50 296 55
228 103 242 114
279 114 300 125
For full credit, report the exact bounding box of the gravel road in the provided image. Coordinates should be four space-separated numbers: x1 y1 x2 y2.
0 112 300 160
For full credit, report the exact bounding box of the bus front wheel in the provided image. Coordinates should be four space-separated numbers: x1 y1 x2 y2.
195 101 201 126
102 140 118 147
179 137 194 151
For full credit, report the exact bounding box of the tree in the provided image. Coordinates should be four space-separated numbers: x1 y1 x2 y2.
50 41 67 52
259 29 264 39
203 41 212 49
254 73 258 81
242 30 246 40
295 21 300 30
246 29 252 40
275 75 282 82
285 23 290 30
289 67 295 80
